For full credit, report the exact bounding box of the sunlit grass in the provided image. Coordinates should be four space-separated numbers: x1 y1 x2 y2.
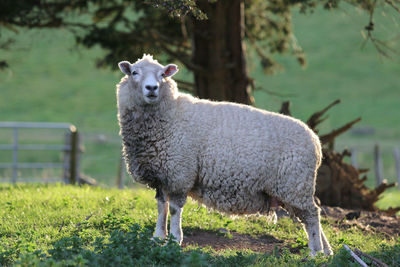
0 184 399 266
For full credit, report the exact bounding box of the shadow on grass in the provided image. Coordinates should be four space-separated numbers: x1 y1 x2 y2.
4 221 399 266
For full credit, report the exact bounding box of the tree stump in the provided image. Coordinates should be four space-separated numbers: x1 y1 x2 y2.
280 100 399 212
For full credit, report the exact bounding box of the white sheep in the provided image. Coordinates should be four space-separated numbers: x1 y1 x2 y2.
116 54 333 256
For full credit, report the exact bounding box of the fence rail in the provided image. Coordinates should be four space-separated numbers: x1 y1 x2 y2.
351 144 400 189
0 144 69 151
0 122 81 184
0 162 66 169
0 122 73 129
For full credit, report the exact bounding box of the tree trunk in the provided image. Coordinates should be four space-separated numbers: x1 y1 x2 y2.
191 0 251 105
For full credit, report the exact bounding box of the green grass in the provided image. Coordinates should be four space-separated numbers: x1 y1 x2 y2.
0 5 399 192
377 189 400 210
0 184 399 266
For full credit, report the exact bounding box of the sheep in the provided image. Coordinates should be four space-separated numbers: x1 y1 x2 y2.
116 54 333 256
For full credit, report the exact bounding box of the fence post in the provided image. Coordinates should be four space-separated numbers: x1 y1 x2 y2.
394 147 400 189
12 127 19 183
351 147 358 169
63 131 71 183
69 125 79 185
374 144 383 186
116 153 126 189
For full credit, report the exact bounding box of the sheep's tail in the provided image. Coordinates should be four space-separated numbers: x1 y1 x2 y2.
313 133 323 170
309 129 323 171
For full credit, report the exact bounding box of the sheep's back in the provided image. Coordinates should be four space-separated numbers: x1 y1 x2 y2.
181 97 321 212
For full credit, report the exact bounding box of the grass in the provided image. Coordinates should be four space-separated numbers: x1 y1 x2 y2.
0 184 399 266
0 5 399 192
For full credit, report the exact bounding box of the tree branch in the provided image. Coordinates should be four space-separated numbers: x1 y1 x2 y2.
306 99 341 131
160 42 205 73
175 79 194 87
279 101 291 116
149 30 205 73
370 181 396 197
175 79 195 93
320 117 361 145
244 26 281 73
255 86 297 98
354 248 389 267
8 19 90 29
385 0 400 13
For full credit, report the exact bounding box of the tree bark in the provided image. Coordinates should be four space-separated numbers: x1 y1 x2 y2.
191 0 251 104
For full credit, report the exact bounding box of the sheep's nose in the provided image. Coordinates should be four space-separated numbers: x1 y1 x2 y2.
145 85 158 91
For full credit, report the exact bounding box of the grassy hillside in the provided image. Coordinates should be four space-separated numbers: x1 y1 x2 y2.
0 6 399 190
0 184 399 266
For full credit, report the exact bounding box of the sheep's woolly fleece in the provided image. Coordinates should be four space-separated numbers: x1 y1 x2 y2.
117 55 321 214
116 54 332 255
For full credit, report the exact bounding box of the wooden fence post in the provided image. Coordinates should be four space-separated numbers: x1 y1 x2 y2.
63 131 71 183
116 152 126 189
69 125 79 185
351 147 358 169
374 144 383 187
12 127 19 183
394 147 400 189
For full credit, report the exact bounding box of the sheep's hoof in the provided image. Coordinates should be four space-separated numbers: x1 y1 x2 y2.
151 234 166 243
266 211 278 224
324 248 333 256
309 250 333 257
171 238 183 246
168 234 183 245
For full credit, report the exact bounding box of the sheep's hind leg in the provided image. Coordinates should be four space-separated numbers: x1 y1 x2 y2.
299 204 333 255
153 188 169 239
321 227 333 255
293 205 325 256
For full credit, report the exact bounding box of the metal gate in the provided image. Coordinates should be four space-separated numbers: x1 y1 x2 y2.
0 122 81 184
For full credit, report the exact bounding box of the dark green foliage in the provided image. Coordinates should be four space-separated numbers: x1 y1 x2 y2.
150 0 208 19
15 224 184 266
75 1 185 68
0 0 399 107
14 229 398 267
1 0 398 72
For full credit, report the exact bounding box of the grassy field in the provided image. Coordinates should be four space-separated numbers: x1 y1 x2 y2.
0 6 399 191
0 184 399 266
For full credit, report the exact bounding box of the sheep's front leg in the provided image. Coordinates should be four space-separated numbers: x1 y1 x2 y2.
153 188 169 239
168 193 186 245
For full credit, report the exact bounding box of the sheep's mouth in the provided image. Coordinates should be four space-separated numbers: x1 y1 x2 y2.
145 93 158 102
146 93 157 99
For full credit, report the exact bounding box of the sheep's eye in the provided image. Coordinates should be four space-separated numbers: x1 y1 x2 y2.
131 71 138 76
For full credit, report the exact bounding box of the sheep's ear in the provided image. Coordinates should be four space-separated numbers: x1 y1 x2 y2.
162 64 178 78
118 61 132 75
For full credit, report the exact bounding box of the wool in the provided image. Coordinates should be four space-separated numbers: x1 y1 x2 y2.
116 54 332 256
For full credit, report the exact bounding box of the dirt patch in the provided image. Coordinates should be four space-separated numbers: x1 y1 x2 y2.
322 206 400 238
181 206 399 252
182 229 284 253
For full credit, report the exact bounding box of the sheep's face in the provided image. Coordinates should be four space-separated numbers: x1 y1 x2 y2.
118 56 178 105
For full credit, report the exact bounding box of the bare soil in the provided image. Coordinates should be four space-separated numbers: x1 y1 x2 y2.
321 206 400 238
183 229 284 253
182 206 400 253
